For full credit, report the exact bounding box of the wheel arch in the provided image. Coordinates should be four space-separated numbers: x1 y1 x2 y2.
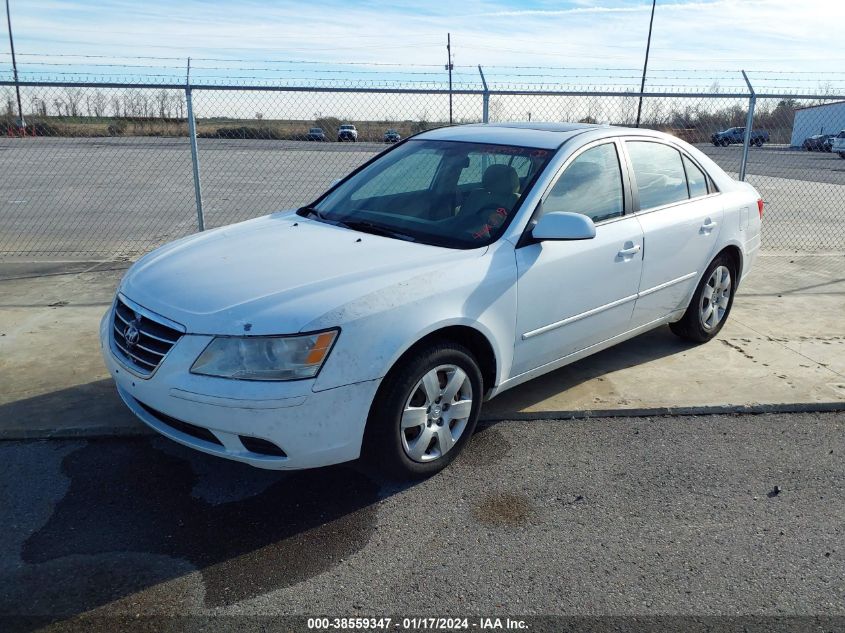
716 243 743 281
382 324 499 397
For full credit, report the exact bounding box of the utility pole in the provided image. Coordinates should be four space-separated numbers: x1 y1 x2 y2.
635 0 656 128
446 32 454 125
5 0 25 129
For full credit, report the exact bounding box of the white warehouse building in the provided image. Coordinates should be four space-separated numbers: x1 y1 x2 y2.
790 100 845 146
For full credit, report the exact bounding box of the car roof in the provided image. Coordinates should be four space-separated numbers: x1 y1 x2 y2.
416 122 665 150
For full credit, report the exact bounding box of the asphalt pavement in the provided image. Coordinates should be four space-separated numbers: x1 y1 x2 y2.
2 411 843 632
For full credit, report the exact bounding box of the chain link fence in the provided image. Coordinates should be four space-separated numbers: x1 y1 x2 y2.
1 80 844 258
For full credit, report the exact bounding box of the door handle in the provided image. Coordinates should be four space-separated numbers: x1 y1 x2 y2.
617 244 641 257
701 219 718 232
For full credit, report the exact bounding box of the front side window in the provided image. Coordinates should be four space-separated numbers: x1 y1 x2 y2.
309 140 553 248
542 143 624 223
626 141 690 210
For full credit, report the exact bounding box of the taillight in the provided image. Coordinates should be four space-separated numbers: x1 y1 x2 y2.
757 198 764 220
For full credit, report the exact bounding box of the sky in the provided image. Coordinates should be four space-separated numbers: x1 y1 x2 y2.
1 0 844 93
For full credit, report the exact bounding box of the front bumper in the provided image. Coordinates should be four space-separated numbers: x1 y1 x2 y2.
100 307 379 470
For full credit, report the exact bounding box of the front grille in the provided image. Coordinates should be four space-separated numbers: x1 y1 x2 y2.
111 295 183 376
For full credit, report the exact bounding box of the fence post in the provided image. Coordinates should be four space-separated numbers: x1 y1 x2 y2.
739 70 756 182
478 65 489 123
185 58 205 231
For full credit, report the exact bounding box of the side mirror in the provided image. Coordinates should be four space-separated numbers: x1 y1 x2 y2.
531 211 596 241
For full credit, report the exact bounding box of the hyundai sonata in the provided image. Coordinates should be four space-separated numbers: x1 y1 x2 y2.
101 122 762 478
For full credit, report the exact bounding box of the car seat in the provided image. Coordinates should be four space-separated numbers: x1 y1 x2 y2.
459 164 521 219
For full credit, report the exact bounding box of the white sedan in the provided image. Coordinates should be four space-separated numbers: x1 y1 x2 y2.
101 122 762 478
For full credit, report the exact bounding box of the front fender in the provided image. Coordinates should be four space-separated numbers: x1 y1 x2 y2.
307 244 518 392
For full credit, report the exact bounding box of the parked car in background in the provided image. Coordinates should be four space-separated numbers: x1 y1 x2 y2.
384 129 401 143
338 124 358 142
802 134 834 152
306 127 327 142
832 130 845 158
711 127 769 147
102 122 762 479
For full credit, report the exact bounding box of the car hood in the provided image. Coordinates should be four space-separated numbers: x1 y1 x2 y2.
120 212 483 335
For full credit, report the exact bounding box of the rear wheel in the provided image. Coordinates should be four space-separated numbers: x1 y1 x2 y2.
670 254 736 343
754 138 763 147
361 341 483 480
839 152 845 159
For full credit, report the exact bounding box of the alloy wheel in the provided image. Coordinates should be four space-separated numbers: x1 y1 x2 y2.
699 265 731 331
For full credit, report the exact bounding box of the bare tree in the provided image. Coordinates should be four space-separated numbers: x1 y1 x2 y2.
156 89 171 118
64 88 83 117
488 98 503 122
171 93 185 119
29 94 47 117
89 90 108 117
110 94 122 117
3 88 14 118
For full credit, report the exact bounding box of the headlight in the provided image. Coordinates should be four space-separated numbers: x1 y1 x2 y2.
190 330 338 381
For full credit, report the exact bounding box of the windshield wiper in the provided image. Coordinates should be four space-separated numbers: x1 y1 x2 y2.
297 205 325 220
337 219 417 242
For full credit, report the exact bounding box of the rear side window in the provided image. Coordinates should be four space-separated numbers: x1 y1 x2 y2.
543 143 624 223
683 155 709 198
626 141 689 210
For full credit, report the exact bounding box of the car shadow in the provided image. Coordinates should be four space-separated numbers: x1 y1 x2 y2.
481 325 698 419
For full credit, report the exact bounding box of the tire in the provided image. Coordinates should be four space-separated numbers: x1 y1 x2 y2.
361 341 483 480
669 253 737 343
713 141 720 147
839 152 845 159
754 138 763 147
720 139 729 147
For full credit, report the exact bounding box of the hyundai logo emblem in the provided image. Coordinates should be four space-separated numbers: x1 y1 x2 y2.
124 321 140 348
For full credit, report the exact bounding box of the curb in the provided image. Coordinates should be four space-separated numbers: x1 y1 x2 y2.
478 401 845 424
2 401 843 441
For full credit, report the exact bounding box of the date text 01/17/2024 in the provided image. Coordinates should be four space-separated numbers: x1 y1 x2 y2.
306 617 529 630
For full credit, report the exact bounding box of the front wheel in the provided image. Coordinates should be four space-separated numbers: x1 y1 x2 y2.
361 341 483 480
670 254 736 343
839 152 845 159
754 138 763 147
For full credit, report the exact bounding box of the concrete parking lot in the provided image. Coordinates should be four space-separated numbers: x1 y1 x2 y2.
1 137 844 257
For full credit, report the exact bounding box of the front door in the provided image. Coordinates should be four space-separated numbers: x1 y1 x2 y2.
512 141 644 378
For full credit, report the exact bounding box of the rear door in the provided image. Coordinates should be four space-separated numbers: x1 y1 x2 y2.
623 139 724 327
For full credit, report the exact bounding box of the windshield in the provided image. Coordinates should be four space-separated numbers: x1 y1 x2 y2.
306 139 554 248
340 125 354 130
